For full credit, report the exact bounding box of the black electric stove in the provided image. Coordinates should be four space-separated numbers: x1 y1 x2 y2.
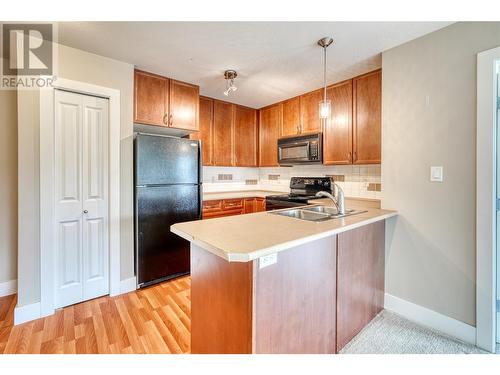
265 177 334 211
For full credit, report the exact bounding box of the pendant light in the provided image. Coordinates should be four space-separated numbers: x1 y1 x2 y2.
317 37 333 119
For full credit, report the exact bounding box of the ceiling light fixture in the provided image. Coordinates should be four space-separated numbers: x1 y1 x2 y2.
317 37 334 119
223 70 238 96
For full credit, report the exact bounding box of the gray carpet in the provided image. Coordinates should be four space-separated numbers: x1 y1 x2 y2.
340 310 486 354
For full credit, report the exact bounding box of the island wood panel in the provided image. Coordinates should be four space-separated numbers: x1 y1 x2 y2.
353 69 381 164
213 100 234 166
253 236 337 354
336 220 385 352
190 244 253 354
190 96 214 165
134 70 169 126
299 88 323 134
280 96 301 136
234 105 258 166
324 80 353 165
169 79 199 131
258 104 281 166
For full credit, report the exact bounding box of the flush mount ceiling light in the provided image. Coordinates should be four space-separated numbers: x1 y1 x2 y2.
223 70 238 96
317 37 334 119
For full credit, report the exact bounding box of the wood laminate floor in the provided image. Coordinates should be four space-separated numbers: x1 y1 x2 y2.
0 276 191 354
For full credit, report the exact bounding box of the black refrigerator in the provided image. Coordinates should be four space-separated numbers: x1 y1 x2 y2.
134 133 202 288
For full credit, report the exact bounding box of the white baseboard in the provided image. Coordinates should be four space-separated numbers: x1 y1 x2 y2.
0 279 17 297
14 302 41 325
119 276 137 294
384 293 477 345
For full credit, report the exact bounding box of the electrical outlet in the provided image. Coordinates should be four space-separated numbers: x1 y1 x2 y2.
259 253 277 269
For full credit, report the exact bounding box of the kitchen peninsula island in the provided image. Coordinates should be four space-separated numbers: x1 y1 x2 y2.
171 206 397 354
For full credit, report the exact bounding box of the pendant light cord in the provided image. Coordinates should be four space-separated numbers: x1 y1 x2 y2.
323 45 327 102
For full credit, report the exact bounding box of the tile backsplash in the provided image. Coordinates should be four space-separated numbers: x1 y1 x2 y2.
203 165 381 199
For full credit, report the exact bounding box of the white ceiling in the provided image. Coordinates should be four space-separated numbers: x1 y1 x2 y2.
58 22 452 108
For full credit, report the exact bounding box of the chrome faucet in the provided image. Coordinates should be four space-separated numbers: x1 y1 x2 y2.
315 183 345 215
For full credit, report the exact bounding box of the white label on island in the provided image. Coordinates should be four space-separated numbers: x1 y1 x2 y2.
259 253 277 269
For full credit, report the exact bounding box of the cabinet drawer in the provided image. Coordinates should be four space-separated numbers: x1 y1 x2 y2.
203 208 243 219
203 199 223 212
222 198 243 210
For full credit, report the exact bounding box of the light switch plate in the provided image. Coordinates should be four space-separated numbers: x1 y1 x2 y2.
259 253 277 269
430 166 444 182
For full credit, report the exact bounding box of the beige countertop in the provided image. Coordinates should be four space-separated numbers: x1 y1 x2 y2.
171 205 397 262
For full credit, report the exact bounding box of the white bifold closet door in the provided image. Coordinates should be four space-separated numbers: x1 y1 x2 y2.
54 90 109 309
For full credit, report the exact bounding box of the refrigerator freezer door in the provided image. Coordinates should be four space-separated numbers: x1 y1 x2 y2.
135 184 200 286
135 133 200 186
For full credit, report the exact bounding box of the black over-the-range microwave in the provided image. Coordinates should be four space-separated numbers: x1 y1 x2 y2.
277 133 323 165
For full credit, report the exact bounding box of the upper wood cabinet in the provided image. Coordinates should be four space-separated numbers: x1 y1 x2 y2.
213 100 234 166
234 105 258 167
191 96 214 165
259 104 281 167
299 89 323 134
196 97 258 167
169 79 199 131
134 70 168 126
134 69 199 132
353 70 381 164
280 97 301 137
323 80 353 165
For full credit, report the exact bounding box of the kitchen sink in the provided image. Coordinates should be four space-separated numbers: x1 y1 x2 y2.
270 206 367 222
302 206 367 218
270 208 332 222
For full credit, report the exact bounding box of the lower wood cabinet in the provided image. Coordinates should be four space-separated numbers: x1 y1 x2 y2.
203 197 266 219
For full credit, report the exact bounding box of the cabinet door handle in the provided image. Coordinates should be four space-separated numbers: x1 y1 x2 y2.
169 114 173 127
163 114 168 125
348 151 352 162
353 151 357 162
83 210 88 214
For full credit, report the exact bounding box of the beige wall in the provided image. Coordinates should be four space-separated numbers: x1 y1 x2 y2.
16 44 134 306
382 22 500 326
0 85 18 285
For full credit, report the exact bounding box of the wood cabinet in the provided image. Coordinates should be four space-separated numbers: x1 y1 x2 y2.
213 101 234 166
336 220 385 352
280 97 301 137
259 104 281 166
300 88 323 134
203 197 266 219
353 70 381 164
234 105 258 167
243 197 266 214
134 69 199 132
258 69 381 166
196 98 258 167
202 199 242 219
190 96 214 165
134 70 168 126
169 79 199 131
323 80 353 165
